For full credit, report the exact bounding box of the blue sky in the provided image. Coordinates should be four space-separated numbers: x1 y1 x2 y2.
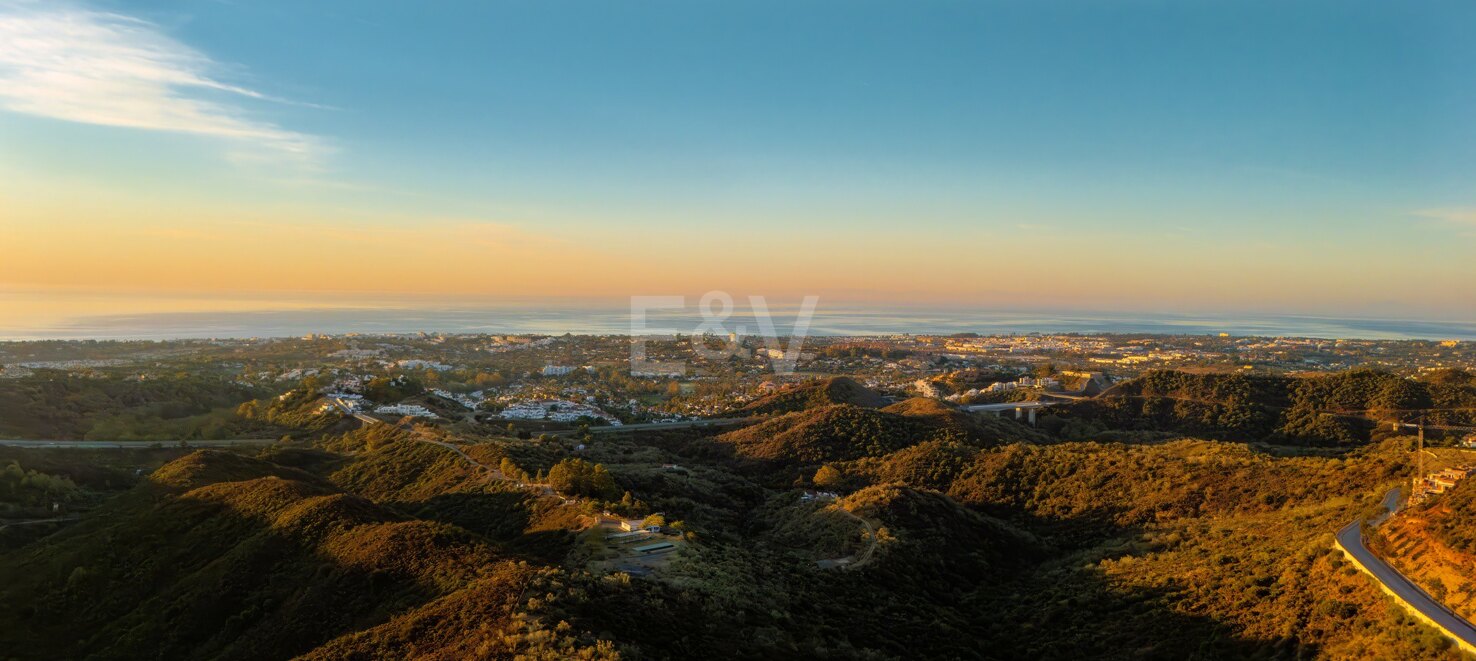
2 0 1474 318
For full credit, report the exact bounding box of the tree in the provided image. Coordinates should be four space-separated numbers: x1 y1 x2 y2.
545 458 620 499
473 371 507 388
590 464 618 499
499 457 526 481
814 464 846 490
546 461 574 494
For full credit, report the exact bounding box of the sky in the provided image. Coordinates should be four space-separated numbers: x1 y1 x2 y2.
2 0 1475 329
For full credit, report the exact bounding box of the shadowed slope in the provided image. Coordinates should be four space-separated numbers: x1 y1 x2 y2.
0 450 528 660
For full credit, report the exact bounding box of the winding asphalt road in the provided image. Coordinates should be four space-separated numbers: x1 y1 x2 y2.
1338 489 1476 652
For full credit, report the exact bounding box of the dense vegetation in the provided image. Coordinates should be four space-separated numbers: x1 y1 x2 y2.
0 371 276 441
1427 476 1476 554
716 404 928 465
724 376 888 417
2 369 1472 659
1063 369 1476 446
546 457 620 500
712 395 1047 482
0 446 551 659
0 461 80 514
235 386 343 435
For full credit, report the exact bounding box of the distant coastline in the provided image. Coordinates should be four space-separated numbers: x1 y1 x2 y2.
2 305 1473 343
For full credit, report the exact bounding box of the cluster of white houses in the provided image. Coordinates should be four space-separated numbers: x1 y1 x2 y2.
430 388 485 409
395 359 454 372
496 399 622 425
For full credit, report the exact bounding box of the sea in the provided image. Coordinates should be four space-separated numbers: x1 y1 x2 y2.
1 296 1473 342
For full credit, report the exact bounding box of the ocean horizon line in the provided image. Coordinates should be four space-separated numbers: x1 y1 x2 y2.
2 304 1474 343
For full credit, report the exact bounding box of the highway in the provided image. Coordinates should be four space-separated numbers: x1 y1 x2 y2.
0 439 276 449
0 515 82 532
1337 489 1476 654
960 401 1056 413
584 417 757 434
328 397 384 427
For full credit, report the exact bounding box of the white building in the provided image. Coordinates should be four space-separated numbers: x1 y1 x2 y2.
431 389 484 409
329 349 384 359
497 399 621 425
374 404 439 419
324 393 366 411
395 360 453 372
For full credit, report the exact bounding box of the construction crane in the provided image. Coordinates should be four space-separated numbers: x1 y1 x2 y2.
1392 416 1428 491
1390 414 1476 498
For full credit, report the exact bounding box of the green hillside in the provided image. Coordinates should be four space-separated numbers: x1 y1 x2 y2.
713 397 1046 482
724 376 888 417
715 404 924 465
0 369 1468 660
0 450 532 660
1067 369 1476 445
0 372 278 441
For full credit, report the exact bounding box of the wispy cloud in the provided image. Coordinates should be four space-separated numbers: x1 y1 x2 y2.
0 1 324 165
1414 208 1476 226
218 218 578 253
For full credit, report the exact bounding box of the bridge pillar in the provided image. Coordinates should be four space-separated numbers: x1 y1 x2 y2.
1015 407 1023 420
1028 409 1037 426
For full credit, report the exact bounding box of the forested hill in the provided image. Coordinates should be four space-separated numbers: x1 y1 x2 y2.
723 376 887 417
1069 369 1476 446
0 372 273 441
711 397 1049 479
0 389 1463 658
0 449 534 660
